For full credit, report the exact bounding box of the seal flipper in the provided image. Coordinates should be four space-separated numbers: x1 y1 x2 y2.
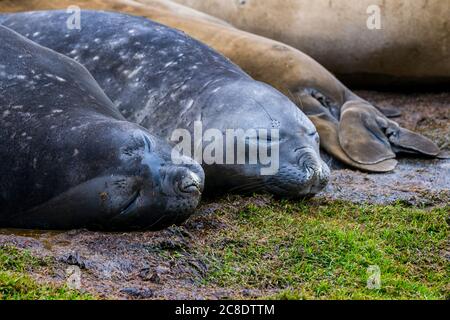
298 94 397 172
338 101 440 165
374 104 402 118
437 151 450 159
388 127 440 157
338 101 396 164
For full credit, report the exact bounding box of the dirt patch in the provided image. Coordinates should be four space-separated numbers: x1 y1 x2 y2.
0 210 273 299
0 91 448 299
320 157 449 205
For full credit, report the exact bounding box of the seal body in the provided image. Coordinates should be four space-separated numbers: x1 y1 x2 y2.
0 10 330 197
0 2 441 172
173 0 450 87
0 25 204 230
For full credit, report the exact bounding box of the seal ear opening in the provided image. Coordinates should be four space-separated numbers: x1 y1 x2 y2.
299 95 397 172
338 101 396 165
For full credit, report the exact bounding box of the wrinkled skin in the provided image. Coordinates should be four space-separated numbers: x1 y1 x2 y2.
0 10 330 197
0 25 204 230
0 0 442 173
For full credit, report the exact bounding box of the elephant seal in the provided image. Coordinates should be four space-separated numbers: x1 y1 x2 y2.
0 25 204 230
0 1 442 172
0 10 330 197
173 0 450 87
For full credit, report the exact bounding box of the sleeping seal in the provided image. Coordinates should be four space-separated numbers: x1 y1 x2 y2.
0 10 330 197
0 25 204 230
0 1 441 172
173 0 450 87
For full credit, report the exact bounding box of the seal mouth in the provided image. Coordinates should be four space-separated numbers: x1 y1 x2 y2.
179 182 201 194
263 157 330 198
177 176 202 194
172 171 203 196
119 190 140 216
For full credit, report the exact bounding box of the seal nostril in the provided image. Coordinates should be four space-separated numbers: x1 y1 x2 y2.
177 172 202 195
297 150 325 183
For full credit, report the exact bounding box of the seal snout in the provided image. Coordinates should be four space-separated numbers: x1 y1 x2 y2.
161 165 205 197
297 148 330 194
158 164 204 226
177 171 203 195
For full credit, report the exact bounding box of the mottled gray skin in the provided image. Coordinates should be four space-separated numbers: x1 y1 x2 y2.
0 25 204 230
0 10 329 197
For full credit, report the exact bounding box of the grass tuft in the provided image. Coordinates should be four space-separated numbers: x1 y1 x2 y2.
0 246 92 300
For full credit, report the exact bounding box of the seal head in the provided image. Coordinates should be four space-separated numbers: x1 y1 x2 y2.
0 25 204 230
199 79 330 197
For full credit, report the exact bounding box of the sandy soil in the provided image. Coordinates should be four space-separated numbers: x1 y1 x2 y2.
0 91 448 299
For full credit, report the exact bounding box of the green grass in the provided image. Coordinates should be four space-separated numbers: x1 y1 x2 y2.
0 246 92 300
1 198 448 300
197 199 449 300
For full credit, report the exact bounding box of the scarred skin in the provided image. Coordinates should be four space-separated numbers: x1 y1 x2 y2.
0 25 204 230
0 0 442 172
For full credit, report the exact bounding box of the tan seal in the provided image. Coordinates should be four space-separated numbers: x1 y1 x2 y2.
173 0 450 87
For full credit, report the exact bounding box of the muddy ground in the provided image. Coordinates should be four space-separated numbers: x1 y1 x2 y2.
0 91 448 299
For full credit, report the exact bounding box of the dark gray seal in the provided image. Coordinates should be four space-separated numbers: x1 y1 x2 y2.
0 10 330 197
0 25 204 230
